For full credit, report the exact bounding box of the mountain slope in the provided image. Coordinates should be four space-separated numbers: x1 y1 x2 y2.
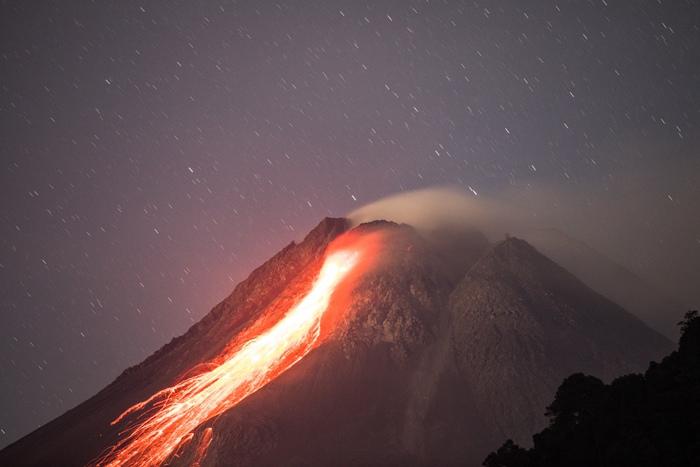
517 227 682 339
0 217 350 466
449 237 672 447
0 221 672 466
168 220 471 466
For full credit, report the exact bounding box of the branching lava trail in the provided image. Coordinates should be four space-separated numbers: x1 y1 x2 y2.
93 234 376 466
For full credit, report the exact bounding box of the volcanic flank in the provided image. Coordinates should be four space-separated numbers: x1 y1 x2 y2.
0 218 672 467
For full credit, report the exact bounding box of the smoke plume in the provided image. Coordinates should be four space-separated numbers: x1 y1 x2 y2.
347 186 518 235
346 175 699 340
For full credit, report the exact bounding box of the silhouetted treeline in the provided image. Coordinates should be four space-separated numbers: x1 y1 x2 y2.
484 310 700 467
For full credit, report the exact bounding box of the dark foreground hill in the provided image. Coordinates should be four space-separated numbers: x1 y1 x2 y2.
484 310 700 467
0 218 672 466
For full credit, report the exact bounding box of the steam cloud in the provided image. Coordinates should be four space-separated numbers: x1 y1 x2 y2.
346 176 699 340
347 186 518 235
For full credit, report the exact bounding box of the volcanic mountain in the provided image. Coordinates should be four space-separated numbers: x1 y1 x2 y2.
0 218 672 466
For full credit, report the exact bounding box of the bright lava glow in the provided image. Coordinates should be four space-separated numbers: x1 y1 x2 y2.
95 248 361 466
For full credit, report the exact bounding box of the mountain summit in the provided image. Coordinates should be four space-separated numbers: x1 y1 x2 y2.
0 218 671 466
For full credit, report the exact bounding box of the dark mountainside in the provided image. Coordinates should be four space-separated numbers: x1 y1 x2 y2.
449 237 672 446
0 218 672 466
484 311 700 467
517 227 682 339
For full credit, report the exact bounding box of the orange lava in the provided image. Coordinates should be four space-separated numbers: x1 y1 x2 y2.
191 427 213 467
94 231 381 466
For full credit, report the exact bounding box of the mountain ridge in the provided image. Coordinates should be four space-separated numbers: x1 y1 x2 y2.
449 236 671 445
0 218 672 466
517 227 682 339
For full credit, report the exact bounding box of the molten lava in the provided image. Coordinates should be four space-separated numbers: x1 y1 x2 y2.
94 233 377 466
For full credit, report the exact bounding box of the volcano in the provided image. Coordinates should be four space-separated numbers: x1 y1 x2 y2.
0 218 672 466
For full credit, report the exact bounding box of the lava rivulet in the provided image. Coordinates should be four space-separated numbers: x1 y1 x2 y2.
94 233 379 466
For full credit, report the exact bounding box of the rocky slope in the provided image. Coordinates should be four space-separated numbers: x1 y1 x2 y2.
0 219 672 466
449 237 671 446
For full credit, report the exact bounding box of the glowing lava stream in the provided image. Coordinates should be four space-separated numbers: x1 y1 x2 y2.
95 246 363 466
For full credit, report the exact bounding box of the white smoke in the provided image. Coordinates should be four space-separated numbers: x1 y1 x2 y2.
347 186 518 235
345 181 699 339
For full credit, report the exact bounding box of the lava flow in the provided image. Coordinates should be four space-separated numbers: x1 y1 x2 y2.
93 232 379 466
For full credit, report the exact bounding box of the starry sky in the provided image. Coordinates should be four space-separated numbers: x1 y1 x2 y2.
1 0 699 448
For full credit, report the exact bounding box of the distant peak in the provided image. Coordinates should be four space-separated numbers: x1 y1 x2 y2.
464 235 560 280
494 236 540 257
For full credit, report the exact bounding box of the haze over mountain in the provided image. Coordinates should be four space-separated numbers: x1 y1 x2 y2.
515 227 682 339
350 187 686 339
0 216 671 466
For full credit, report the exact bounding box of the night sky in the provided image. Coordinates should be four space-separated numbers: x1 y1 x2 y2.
1 0 699 448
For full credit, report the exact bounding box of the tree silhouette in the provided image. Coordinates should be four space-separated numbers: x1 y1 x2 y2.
484 311 700 467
